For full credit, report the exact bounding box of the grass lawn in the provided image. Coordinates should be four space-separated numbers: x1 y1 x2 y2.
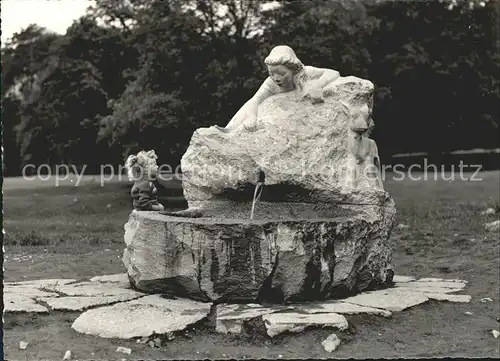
2 171 500 359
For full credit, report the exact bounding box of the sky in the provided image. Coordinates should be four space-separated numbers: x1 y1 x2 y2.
1 0 94 44
1 0 282 45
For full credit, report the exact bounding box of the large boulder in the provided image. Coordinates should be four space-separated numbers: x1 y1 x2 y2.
123 202 395 302
123 74 396 302
180 76 380 207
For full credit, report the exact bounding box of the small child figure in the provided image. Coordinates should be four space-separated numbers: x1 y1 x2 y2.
124 150 165 211
341 101 384 191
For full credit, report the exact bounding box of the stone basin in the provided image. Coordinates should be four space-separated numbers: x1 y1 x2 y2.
122 200 395 303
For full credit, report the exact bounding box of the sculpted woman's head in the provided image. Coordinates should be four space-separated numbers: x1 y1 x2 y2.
265 45 305 91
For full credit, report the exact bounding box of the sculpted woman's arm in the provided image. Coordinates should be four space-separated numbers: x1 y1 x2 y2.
224 77 278 131
302 66 340 103
306 66 340 88
316 68 341 88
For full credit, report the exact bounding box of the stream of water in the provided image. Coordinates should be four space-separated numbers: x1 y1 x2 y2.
250 182 264 221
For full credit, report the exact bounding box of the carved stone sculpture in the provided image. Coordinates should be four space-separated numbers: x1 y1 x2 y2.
125 150 164 211
343 102 384 190
122 46 396 303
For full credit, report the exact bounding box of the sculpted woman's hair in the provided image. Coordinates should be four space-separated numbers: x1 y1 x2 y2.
264 45 304 73
264 45 308 92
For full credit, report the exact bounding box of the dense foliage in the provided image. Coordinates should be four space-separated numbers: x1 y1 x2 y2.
2 0 498 175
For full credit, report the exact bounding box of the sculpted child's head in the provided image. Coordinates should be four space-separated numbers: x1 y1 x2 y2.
340 101 373 134
265 45 304 90
125 150 159 181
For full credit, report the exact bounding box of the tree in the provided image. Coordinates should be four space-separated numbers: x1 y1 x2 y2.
368 0 499 158
94 0 267 166
1 95 22 176
2 25 111 168
261 0 378 77
14 56 108 166
64 16 139 102
3 0 497 174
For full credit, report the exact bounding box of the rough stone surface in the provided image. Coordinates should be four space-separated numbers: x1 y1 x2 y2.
481 208 496 215
262 312 349 337
181 76 386 205
343 289 429 312
39 295 144 311
322 333 341 353
216 303 294 334
71 295 212 339
63 350 72 360
123 209 395 302
4 294 49 313
116 346 132 355
485 220 500 232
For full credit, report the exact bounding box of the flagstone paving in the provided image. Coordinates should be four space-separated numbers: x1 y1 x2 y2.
3 274 472 339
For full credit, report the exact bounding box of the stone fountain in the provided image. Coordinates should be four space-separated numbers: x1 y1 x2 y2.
122 46 396 303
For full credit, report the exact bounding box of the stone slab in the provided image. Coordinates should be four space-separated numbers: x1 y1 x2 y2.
395 283 464 294
262 312 349 337
39 294 144 311
4 286 60 298
392 275 416 283
343 289 429 312
54 282 143 298
398 280 466 290
71 295 212 339
4 294 49 313
417 278 467 284
294 301 392 317
215 299 392 335
4 279 77 287
89 273 131 288
421 293 471 303
322 333 341 353
216 303 294 334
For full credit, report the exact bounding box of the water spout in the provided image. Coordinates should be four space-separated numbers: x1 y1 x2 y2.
250 170 265 221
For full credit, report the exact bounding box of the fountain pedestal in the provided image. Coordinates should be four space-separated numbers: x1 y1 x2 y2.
123 199 395 302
